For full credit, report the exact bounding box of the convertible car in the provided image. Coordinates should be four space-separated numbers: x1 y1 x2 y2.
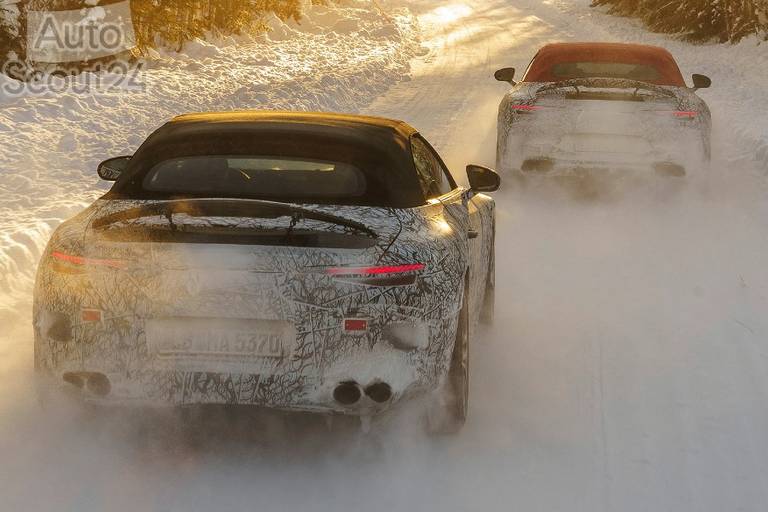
33 111 499 433
495 42 712 179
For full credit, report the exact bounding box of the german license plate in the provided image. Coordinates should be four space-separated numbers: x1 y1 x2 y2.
562 133 650 155
146 318 292 359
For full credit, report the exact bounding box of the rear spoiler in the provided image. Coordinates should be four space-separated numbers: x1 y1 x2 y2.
536 78 678 99
90 198 379 239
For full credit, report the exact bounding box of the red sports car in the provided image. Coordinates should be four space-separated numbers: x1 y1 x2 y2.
494 42 712 179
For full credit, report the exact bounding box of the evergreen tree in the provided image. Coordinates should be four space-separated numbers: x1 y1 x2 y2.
592 0 768 43
1 1 23 63
2 0 336 76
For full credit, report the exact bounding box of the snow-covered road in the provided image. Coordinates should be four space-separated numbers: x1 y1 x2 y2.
2 1 768 511
370 1 768 510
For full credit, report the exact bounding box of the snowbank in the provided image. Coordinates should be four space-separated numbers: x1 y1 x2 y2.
0 2 419 312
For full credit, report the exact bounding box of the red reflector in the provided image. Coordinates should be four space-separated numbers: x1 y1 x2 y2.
511 104 541 112
81 310 101 323
344 319 368 331
673 111 697 118
52 251 126 269
328 263 425 276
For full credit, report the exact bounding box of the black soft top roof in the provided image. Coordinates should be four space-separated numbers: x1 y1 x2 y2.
168 110 418 138
108 111 427 207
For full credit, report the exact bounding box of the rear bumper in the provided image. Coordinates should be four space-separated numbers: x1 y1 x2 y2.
498 126 707 176
519 156 687 178
33 215 467 416
33 311 458 416
36 367 426 416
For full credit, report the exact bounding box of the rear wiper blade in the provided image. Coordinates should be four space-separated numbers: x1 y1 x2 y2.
92 198 378 238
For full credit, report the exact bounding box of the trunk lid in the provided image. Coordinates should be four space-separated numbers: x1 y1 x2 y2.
82 199 403 319
74 200 415 375
528 79 688 158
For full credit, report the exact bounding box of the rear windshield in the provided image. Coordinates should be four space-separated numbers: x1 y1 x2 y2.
521 46 686 86
143 156 367 199
110 129 425 208
550 61 662 82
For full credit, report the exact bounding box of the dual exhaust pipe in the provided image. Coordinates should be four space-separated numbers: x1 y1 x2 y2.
333 381 392 406
63 372 390 405
63 372 111 396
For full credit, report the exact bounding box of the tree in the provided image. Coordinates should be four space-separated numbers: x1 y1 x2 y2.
591 0 767 42
1 0 23 63
2 0 337 77
130 0 308 53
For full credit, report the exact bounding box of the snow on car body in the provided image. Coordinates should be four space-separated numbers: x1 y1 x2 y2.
33 111 498 430
495 42 712 178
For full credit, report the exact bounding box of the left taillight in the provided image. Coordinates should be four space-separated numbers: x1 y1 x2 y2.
50 251 128 273
510 104 543 114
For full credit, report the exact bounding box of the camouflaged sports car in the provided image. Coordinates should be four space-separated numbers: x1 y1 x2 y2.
495 42 712 179
33 111 499 433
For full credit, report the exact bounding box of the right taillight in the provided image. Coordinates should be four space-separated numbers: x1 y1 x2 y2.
327 263 424 287
673 110 697 119
653 110 697 120
327 263 425 276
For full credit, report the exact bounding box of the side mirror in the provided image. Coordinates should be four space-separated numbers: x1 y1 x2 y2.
97 156 131 181
467 164 501 193
691 74 711 91
494 67 516 85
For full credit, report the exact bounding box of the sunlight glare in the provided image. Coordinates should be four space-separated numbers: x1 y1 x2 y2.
421 3 473 26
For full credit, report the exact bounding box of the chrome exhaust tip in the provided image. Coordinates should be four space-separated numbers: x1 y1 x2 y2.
364 382 392 403
333 381 362 405
63 372 85 389
86 373 111 397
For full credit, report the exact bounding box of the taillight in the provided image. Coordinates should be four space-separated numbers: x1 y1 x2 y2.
511 104 542 113
51 251 128 271
653 110 697 119
327 263 425 276
327 263 425 287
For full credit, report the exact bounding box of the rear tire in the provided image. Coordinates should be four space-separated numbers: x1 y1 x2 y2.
480 230 495 325
427 289 469 435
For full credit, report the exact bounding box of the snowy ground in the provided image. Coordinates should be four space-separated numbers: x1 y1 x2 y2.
2 1 768 511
